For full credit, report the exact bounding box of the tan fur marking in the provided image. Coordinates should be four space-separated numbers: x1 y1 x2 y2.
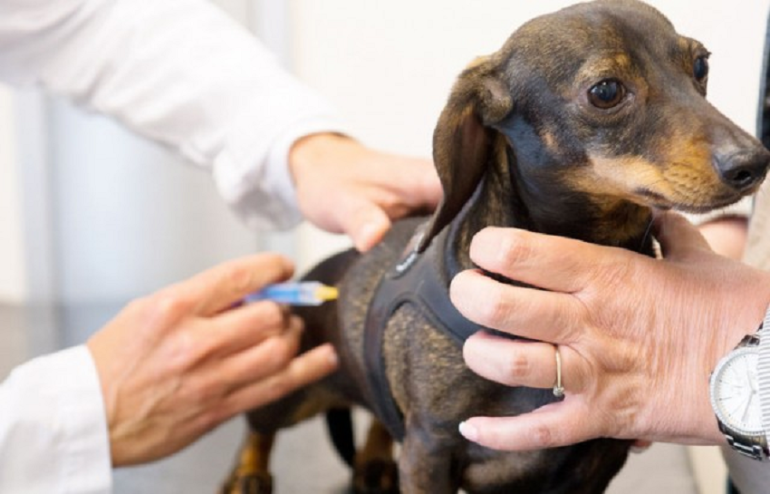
570 141 733 211
221 431 275 494
541 130 557 151
237 432 273 474
465 55 490 70
575 52 635 83
356 419 395 464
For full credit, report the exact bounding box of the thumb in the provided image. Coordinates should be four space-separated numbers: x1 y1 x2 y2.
344 203 392 252
654 212 711 260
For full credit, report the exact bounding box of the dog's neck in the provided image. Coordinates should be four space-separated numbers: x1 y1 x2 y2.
447 141 655 276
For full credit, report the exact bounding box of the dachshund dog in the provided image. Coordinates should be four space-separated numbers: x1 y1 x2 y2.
222 1 770 492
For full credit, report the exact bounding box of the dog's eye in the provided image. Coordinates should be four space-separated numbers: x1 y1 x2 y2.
693 55 709 82
588 79 625 109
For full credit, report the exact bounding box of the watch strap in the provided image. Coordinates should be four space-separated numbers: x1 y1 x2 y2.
720 423 769 461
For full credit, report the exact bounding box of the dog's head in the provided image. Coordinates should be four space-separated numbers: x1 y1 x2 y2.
420 0 770 250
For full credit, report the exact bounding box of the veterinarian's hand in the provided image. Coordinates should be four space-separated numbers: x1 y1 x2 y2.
86 254 338 466
450 212 770 450
289 133 441 252
698 216 748 260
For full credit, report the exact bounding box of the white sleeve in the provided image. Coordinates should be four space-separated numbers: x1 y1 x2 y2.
0 345 112 494
0 0 346 229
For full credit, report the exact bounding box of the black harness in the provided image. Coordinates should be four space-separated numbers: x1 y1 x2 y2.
362 222 481 441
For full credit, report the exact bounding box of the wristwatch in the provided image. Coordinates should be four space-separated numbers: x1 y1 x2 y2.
710 330 769 460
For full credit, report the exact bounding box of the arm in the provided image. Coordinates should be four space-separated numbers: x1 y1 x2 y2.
0 253 337 492
0 0 441 249
1 0 336 230
449 213 770 450
0 347 112 492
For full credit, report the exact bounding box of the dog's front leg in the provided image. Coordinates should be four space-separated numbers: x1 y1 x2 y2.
353 418 398 493
398 423 460 494
220 431 275 494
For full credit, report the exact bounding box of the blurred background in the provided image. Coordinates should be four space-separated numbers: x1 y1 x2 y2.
0 0 767 492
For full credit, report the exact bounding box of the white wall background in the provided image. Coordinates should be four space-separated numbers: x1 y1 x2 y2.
0 88 25 302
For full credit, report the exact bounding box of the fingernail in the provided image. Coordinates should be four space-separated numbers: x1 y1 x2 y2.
630 440 652 453
356 221 386 252
325 345 339 367
459 421 478 441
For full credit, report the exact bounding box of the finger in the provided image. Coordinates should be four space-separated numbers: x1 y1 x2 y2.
395 157 442 211
346 156 440 252
631 439 653 453
463 332 585 392
168 315 307 418
219 343 339 418
194 301 292 360
213 315 306 392
174 254 295 316
697 217 748 259
344 201 392 252
450 270 582 343
653 212 711 260
458 400 599 451
468 227 635 293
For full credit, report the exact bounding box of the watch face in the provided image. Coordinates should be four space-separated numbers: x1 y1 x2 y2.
710 347 764 436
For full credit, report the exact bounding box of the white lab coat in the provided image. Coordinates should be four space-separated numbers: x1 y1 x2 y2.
0 0 343 491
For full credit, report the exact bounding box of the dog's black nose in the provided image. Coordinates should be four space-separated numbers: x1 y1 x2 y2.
715 148 770 191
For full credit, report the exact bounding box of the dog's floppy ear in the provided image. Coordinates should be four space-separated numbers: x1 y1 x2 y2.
418 58 513 252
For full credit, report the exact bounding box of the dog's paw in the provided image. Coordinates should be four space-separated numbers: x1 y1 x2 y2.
352 459 399 494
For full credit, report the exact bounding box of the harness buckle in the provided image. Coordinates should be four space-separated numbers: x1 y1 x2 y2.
394 223 428 276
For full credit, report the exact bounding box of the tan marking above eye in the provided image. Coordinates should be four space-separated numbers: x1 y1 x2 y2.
611 53 632 69
576 53 636 81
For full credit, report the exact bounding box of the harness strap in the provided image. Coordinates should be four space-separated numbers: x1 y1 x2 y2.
363 224 481 441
